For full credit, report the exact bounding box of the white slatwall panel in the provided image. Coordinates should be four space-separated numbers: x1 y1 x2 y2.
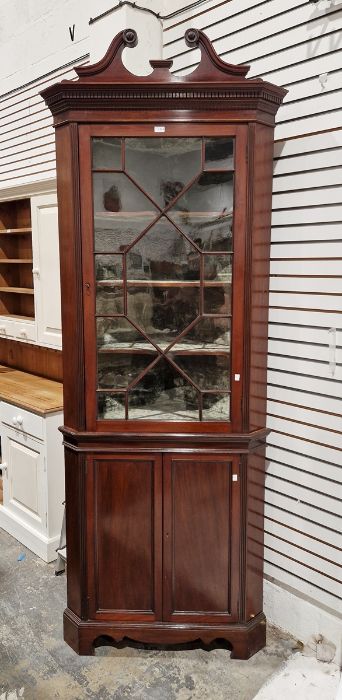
0 56 89 189
164 0 342 616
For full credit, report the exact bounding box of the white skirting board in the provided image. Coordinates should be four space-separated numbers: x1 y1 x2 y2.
264 578 342 667
0 506 59 563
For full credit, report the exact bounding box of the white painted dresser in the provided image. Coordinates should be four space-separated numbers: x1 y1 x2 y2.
0 366 64 562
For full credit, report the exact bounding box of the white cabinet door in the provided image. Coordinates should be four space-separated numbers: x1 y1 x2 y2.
31 193 62 349
2 427 46 534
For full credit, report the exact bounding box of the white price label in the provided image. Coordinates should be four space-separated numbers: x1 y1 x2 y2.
154 126 165 132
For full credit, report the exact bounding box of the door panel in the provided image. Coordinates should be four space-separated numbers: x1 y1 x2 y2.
2 428 45 532
87 454 162 621
163 453 240 623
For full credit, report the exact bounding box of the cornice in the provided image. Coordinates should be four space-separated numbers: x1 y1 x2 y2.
43 83 284 117
41 29 286 120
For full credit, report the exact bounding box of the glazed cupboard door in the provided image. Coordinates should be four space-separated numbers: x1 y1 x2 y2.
80 125 247 433
163 453 241 623
86 454 162 621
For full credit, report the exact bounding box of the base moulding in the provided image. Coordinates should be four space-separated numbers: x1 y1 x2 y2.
63 608 266 659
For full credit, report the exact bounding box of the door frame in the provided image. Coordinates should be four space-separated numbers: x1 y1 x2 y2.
78 123 248 434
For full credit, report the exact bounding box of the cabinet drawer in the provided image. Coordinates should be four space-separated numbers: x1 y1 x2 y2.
14 320 36 343
0 401 44 440
0 318 16 338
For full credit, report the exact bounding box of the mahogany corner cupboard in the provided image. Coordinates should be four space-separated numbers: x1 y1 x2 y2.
41 29 286 658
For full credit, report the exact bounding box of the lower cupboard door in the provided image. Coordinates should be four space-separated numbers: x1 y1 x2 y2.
87 454 162 621
163 453 240 623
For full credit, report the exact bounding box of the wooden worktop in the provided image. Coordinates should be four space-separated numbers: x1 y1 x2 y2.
0 365 63 415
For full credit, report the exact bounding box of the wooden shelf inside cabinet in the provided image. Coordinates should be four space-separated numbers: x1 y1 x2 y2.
0 228 32 235
0 259 33 264
0 287 34 294
98 343 230 353
94 212 232 218
96 280 230 287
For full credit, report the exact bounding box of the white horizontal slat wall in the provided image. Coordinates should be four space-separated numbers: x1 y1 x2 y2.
0 56 89 190
163 0 342 621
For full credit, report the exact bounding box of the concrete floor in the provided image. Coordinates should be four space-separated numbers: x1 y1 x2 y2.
0 529 297 700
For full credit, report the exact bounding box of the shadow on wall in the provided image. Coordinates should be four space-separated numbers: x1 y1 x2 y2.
307 1 342 57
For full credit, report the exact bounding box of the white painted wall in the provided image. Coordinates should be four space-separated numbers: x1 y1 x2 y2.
0 0 89 92
0 1 163 193
163 0 342 656
89 1 163 70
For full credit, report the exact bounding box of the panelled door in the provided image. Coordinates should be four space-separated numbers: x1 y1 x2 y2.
86 453 163 621
87 452 240 623
2 428 46 534
163 453 240 623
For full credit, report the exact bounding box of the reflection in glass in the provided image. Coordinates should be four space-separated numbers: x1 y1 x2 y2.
127 285 199 349
128 358 199 420
96 285 123 314
202 393 230 421
168 172 233 251
95 255 123 281
97 317 152 351
171 353 230 390
93 172 158 252
98 352 156 389
92 138 122 170
97 392 125 420
127 218 200 281
92 137 122 170
204 284 231 315
170 317 231 351
204 138 234 170
204 254 232 282
125 138 201 209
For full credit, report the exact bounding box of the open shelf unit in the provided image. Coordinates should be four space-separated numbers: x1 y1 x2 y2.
0 199 34 319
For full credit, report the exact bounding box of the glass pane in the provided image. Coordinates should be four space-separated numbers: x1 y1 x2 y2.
168 172 233 251
128 358 199 420
127 217 200 282
97 317 152 351
93 172 158 252
171 353 230 390
96 284 123 314
95 255 123 281
127 285 199 349
92 137 236 424
97 393 125 420
98 352 156 389
204 254 232 282
125 138 202 209
170 317 231 351
202 393 230 421
92 137 122 170
204 138 234 170
204 285 231 315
